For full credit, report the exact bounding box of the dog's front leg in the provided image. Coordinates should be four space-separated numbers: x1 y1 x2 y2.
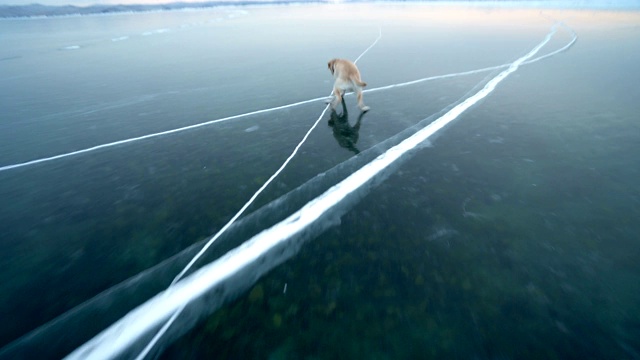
324 90 340 107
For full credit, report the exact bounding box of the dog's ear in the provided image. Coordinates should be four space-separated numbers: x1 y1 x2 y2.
328 59 335 75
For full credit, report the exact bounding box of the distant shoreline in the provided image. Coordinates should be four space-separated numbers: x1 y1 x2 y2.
0 1 322 18
2 1 639 19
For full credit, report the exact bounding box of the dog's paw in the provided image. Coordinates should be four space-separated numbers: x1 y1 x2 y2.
360 106 370 112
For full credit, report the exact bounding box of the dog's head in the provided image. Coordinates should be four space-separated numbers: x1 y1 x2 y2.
327 59 337 75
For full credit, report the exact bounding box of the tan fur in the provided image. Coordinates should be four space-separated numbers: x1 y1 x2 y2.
326 58 370 112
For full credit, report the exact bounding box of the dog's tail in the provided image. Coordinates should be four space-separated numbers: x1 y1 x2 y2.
355 80 367 87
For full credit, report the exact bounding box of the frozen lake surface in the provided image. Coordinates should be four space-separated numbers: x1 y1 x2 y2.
1 3 640 358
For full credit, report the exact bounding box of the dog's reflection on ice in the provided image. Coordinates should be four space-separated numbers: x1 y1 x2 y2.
328 100 367 155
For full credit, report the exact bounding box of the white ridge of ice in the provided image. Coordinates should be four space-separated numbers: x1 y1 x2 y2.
129 26 383 360
142 28 170 36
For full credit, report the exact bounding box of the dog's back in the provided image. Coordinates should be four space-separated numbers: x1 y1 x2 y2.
328 58 367 87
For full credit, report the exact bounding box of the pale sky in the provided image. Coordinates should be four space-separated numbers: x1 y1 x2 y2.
5 0 639 9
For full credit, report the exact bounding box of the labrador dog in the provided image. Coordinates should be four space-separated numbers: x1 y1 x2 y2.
326 58 370 112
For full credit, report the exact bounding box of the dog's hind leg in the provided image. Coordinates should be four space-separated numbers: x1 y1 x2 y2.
356 87 370 112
